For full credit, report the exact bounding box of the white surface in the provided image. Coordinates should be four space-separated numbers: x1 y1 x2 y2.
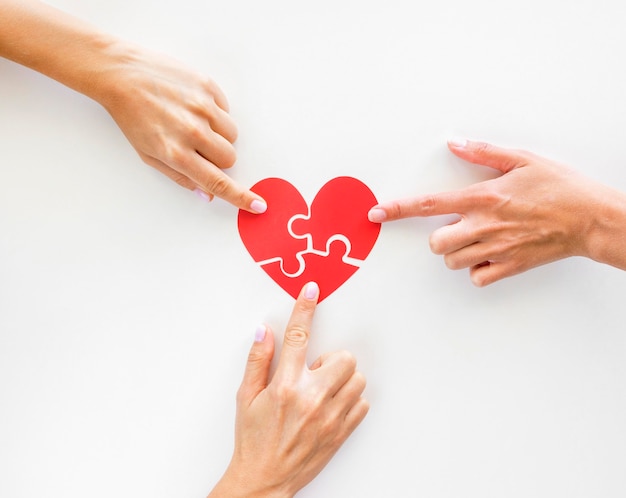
2 1 626 497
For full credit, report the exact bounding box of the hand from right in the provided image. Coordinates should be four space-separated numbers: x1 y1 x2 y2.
369 139 626 286
208 282 369 498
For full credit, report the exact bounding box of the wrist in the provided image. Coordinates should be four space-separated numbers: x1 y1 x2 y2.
583 185 626 270
208 462 294 498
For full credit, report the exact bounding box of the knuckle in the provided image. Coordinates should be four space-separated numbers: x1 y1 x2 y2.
360 396 371 413
160 141 185 167
471 273 488 287
235 385 247 405
472 141 492 157
187 123 205 142
220 146 237 169
202 77 219 96
272 381 298 405
355 371 367 389
227 124 239 143
319 417 340 440
386 201 404 220
419 195 438 215
246 346 266 366
284 324 309 348
443 253 459 270
480 188 506 207
334 350 357 371
203 174 231 197
355 397 371 419
429 233 444 254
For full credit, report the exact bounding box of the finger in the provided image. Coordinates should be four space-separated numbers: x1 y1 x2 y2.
368 190 479 222
236 324 275 407
140 153 215 202
207 105 238 144
342 396 370 433
194 125 237 169
140 153 198 190
275 282 319 381
188 93 238 144
312 350 357 397
333 370 366 408
447 138 530 174
443 241 501 270
203 78 230 112
175 153 267 213
470 261 513 287
428 219 475 255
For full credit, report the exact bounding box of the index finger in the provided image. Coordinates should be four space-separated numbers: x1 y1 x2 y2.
368 190 476 222
183 153 267 213
275 282 320 380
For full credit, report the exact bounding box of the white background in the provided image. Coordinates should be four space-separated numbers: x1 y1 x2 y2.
2 1 626 497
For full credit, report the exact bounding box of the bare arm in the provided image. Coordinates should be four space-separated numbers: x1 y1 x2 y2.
0 0 266 212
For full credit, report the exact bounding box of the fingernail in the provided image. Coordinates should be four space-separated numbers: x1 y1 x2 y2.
368 207 386 223
250 199 267 214
304 282 319 300
194 188 212 202
448 137 467 148
254 324 267 343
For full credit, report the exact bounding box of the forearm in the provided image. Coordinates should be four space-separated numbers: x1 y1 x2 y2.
0 0 124 102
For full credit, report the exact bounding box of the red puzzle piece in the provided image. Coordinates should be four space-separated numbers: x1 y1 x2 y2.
260 239 359 303
237 178 308 275
290 177 380 261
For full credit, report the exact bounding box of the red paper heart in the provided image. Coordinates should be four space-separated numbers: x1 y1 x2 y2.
238 177 381 302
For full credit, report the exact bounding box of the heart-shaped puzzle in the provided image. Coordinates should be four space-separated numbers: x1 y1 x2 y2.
238 177 381 302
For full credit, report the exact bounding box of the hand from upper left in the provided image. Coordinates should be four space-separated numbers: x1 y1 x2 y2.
96 42 266 213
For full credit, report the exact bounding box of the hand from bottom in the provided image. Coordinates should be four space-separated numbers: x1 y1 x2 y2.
209 282 369 497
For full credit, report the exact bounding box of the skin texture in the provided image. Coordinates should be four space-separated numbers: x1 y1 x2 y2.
0 0 266 212
369 139 626 286
208 282 369 498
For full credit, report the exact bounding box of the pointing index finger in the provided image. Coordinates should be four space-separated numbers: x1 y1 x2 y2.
186 157 267 213
368 190 473 222
275 282 319 380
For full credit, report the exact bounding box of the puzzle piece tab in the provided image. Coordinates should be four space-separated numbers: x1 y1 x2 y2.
238 178 309 275
290 176 380 261
260 239 359 303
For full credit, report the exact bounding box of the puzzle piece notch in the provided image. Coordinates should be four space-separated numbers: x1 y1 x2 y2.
269 229 364 279
259 238 359 303
289 176 381 262
237 177 309 275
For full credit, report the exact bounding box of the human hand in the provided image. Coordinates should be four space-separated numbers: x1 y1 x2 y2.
209 282 369 498
368 139 626 286
94 43 266 213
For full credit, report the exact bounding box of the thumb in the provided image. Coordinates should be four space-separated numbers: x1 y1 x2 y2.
237 324 275 407
447 138 530 174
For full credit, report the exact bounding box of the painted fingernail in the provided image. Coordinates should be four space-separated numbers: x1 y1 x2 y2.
448 137 468 148
254 324 267 343
368 207 386 223
304 282 319 300
194 188 212 202
250 199 267 214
